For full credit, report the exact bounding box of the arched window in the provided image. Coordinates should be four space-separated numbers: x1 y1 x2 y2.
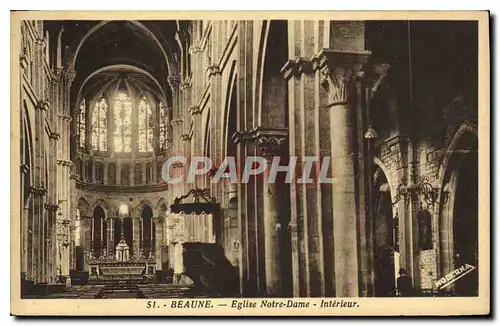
91 97 108 151
158 102 168 152
91 206 106 259
78 99 86 149
138 96 153 152
113 92 133 153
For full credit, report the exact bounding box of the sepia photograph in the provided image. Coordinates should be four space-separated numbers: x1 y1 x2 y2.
10 11 489 316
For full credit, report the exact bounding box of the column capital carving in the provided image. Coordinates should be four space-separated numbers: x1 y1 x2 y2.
28 186 48 196
231 130 255 144
63 69 76 85
170 118 183 127
171 162 184 169
207 64 221 77
252 127 288 158
180 77 192 90
232 127 289 157
36 100 50 111
49 132 61 140
44 203 59 212
314 49 370 107
189 43 202 54
188 105 202 115
57 159 73 167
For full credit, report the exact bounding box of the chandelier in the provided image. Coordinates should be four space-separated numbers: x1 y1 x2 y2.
391 176 444 206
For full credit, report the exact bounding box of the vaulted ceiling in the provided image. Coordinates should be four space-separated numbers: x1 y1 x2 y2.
64 20 182 108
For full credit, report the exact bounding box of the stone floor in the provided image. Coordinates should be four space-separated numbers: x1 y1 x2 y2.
22 283 211 299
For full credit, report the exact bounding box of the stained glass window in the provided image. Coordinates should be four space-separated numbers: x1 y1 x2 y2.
78 99 86 149
113 92 133 153
91 97 108 151
158 102 168 151
138 96 153 152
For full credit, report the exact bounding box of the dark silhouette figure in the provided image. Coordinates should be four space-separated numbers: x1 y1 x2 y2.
397 268 415 297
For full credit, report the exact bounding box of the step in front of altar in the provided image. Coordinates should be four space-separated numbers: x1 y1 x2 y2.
99 263 145 276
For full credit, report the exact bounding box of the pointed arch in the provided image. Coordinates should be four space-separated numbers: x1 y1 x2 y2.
436 121 478 194
133 199 154 217
66 21 177 76
92 199 110 219
77 197 92 218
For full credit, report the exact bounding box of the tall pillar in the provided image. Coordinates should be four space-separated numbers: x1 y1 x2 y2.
254 128 288 297
133 217 140 257
318 48 370 297
154 216 163 269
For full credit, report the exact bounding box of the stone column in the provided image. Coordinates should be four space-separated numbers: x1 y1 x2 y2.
154 216 163 269
318 49 370 297
133 217 141 258
254 128 288 297
107 217 114 257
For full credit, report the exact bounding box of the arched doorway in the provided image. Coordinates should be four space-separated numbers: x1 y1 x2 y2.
140 205 154 258
92 206 106 258
373 167 397 296
440 130 478 296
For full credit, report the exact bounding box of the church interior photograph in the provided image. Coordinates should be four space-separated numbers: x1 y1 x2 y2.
17 19 478 298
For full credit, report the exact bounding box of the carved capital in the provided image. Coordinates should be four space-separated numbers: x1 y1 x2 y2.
44 203 59 212
252 127 288 158
170 118 183 127
36 100 49 111
171 162 184 169
231 130 255 144
180 78 192 90
28 186 47 196
180 133 192 142
63 69 76 86
207 64 221 77
189 44 202 54
314 49 370 107
188 105 202 115
57 159 73 167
